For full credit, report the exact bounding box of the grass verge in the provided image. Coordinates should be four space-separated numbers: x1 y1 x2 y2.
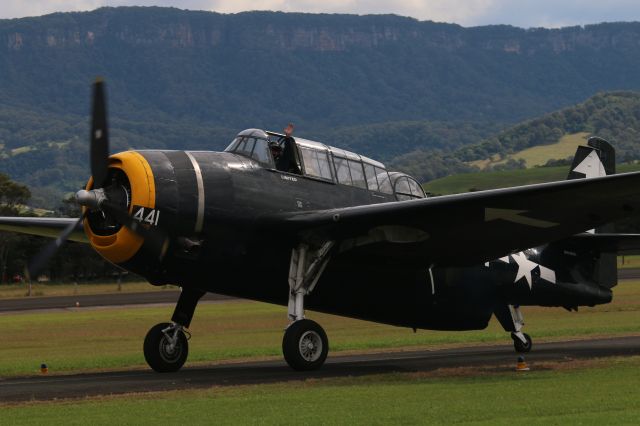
2 356 640 424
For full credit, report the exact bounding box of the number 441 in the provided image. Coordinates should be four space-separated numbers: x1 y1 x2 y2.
132 206 160 226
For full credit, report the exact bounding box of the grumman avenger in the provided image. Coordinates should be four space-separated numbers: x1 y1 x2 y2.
2 81 640 372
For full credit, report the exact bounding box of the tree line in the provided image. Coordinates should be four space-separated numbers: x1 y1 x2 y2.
0 173 126 284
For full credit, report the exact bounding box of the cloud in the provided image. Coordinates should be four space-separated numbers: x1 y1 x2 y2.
1 0 640 28
469 0 640 27
202 0 497 25
0 0 104 19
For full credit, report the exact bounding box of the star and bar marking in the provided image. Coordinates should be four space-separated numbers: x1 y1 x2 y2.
485 251 556 289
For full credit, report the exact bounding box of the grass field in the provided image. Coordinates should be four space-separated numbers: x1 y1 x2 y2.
470 132 590 169
1 280 639 377
424 162 640 195
3 357 640 424
619 255 640 269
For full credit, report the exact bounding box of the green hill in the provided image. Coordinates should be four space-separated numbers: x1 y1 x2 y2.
457 92 640 166
394 92 640 183
424 162 640 196
470 132 590 169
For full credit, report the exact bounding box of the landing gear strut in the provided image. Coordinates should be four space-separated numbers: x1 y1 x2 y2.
144 287 205 372
495 304 533 353
283 242 334 371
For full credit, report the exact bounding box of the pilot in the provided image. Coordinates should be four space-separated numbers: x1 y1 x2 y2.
276 123 301 174
269 141 283 162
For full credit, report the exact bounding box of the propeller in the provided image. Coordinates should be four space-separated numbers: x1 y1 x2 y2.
25 212 87 281
25 79 169 281
90 79 110 189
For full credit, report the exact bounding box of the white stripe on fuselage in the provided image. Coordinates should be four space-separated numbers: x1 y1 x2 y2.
185 151 205 233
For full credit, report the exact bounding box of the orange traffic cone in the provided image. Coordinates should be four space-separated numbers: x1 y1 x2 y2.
515 356 530 371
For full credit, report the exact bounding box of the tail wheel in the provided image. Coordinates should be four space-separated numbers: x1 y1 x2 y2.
512 332 532 353
144 322 189 373
282 319 329 371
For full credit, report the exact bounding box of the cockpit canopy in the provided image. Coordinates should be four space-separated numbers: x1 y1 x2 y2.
224 129 275 168
224 129 426 200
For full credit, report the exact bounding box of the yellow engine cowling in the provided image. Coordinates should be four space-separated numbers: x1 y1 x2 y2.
83 151 156 264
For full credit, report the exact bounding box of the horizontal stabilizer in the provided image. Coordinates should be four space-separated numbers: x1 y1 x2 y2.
557 233 640 255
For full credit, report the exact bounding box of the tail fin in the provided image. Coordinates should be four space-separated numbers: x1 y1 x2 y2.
565 136 617 287
567 136 615 180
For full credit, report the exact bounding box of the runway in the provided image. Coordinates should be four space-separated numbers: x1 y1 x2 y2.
1 335 639 402
618 268 640 280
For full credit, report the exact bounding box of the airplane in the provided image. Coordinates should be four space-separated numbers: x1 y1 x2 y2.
2 80 640 373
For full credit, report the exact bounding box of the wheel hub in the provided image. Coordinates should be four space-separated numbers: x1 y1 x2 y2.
159 335 182 362
299 330 322 362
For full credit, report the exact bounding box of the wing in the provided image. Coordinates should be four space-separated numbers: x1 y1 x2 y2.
557 233 640 255
0 217 88 243
263 171 640 267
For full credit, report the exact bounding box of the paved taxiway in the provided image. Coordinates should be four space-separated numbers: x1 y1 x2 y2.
1 336 639 402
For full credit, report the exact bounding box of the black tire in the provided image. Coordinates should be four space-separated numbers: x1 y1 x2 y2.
144 322 189 373
512 332 532 353
282 319 329 371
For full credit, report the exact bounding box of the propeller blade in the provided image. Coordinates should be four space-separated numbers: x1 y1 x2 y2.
100 201 169 261
90 79 109 189
26 80 168 282
25 212 86 281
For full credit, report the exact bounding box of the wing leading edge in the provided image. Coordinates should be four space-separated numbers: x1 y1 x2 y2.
0 217 88 243
262 171 640 267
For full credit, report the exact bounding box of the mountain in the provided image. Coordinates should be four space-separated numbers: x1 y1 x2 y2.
4 7 640 205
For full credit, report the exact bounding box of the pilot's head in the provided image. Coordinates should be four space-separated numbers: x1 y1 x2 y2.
284 123 294 137
269 142 283 160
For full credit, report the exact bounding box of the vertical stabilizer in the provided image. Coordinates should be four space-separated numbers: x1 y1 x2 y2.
565 136 617 288
567 136 615 180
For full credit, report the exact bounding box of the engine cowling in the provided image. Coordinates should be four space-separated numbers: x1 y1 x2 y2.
84 151 156 265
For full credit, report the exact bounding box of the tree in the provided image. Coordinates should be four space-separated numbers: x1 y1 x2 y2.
0 174 31 283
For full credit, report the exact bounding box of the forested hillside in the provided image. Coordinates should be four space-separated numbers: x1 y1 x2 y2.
393 92 640 182
4 7 640 205
456 92 640 164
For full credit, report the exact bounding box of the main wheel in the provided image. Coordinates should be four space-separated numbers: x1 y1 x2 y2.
512 332 532 353
282 319 329 371
144 322 189 373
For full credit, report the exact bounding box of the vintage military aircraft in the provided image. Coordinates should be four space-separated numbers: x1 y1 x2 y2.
2 80 640 372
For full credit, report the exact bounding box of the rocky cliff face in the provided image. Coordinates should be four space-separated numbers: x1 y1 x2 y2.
4 7 640 54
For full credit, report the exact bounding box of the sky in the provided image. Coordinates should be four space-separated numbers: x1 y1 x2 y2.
2 0 640 28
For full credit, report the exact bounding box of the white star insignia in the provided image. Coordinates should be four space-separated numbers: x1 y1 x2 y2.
573 150 606 178
485 251 557 289
511 252 538 289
